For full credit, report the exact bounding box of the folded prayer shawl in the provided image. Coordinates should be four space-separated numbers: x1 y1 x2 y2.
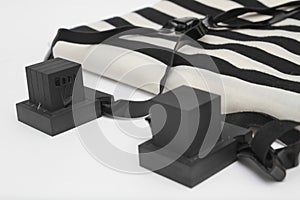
51 0 300 123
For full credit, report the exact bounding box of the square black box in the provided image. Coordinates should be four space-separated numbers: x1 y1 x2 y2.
149 86 222 158
26 58 85 112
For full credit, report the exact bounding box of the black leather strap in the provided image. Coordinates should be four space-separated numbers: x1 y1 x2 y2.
235 118 300 181
211 1 300 29
277 141 300 169
226 112 300 180
251 120 300 167
101 99 153 119
46 26 141 60
226 112 275 128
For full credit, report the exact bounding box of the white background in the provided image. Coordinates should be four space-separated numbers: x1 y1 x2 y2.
1 0 300 199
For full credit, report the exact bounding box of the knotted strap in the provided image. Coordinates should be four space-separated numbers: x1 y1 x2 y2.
237 119 300 181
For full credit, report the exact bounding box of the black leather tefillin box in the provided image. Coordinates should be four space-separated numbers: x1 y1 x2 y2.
16 58 113 136
139 86 251 188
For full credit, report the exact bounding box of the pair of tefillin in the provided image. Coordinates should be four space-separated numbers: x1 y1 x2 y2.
16 1 300 187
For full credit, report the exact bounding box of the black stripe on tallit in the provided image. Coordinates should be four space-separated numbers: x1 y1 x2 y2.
208 30 300 56
166 0 300 32
104 17 134 27
104 38 300 94
135 7 174 25
198 41 300 75
130 3 300 55
230 0 266 8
